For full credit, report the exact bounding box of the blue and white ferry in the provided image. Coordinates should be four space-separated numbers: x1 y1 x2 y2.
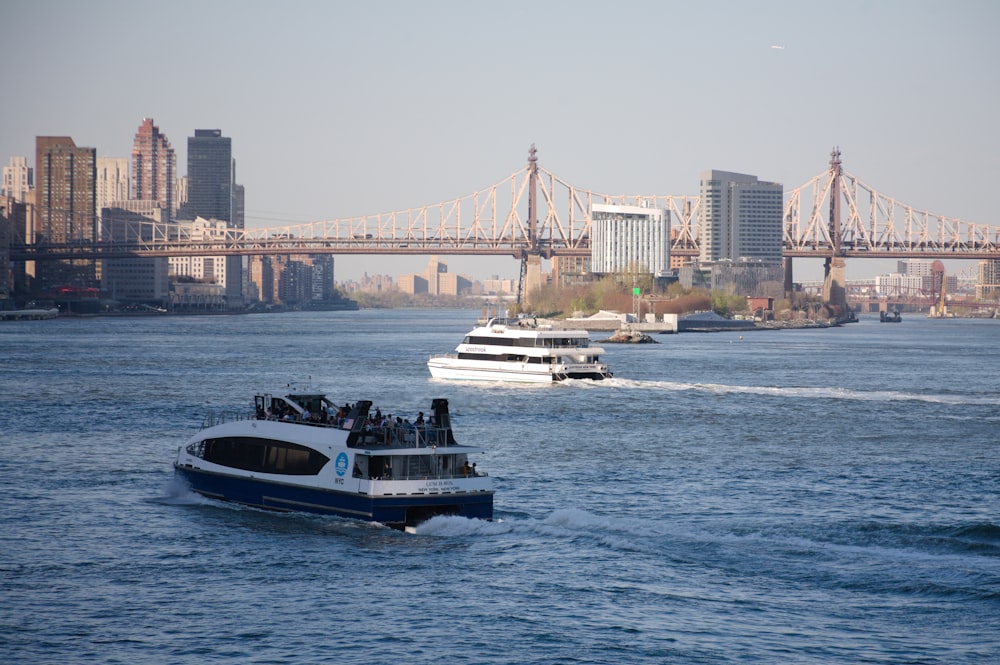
173 384 493 530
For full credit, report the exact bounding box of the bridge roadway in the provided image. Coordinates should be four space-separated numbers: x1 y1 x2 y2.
11 239 1000 262
9 148 1000 263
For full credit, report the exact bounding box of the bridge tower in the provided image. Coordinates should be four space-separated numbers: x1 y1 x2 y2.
822 146 848 313
519 144 544 307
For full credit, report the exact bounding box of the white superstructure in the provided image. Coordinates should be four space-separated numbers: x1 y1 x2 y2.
428 318 612 383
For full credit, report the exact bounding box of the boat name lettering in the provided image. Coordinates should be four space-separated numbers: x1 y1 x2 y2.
420 480 458 491
467 346 486 353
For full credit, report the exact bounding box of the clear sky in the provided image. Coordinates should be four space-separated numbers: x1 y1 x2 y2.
3 0 997 283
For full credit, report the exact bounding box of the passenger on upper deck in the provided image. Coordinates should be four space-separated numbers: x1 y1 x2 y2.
333 406 348 427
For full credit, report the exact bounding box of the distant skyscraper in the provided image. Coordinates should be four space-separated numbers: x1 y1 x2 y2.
183 129 233 224
96 157 129 216
175 175 188 212
35 136 98 289
131 118 176 220
233 182 245 230
2 156 33 202
699 170 783 264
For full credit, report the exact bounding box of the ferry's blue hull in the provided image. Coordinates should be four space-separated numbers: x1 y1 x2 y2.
174 466 493 528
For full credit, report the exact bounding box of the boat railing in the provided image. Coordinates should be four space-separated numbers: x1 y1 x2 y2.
375 469 490 482
486 316 534 328
200 411 254 429
199 412 457 450
350 424 455 449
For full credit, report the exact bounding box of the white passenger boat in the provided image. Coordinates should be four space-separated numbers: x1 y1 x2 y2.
173 384 493 530
428 317 612 383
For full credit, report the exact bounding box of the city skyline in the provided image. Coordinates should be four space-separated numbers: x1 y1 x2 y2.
2 1 997 283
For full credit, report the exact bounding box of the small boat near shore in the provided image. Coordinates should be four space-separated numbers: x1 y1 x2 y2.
428 317 612 383
173 384 493 530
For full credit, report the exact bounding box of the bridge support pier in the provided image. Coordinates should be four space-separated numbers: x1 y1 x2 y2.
823 256 848 312
783 257 794 299
522 254 543 309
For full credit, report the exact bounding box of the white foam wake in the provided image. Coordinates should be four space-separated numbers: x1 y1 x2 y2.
599 377 999 405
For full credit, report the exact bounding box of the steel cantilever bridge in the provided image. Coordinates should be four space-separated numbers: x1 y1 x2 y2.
13 146 1000 281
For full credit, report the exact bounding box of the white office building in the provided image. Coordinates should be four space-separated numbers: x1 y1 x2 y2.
2 156 32 202
875 272 925 297
168 216 244 309
96 157 130 219
590 203 671 276
168 217 229 283
897 259 934 276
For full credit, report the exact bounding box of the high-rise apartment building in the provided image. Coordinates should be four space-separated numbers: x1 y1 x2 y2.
2 156 33 201
36 136 97 244
35 136 98 290
131 118 176 220
182 129 233 224
699 170 783 264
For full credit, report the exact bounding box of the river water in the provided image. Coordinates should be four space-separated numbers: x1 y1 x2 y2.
2 309 998 664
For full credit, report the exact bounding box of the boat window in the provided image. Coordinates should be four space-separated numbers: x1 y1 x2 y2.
353 456 368 478
468 335 517 347
372 456 393 479
457 352 505 361
197 436 330 475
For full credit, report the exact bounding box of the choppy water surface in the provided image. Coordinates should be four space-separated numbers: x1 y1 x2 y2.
2 309 998 663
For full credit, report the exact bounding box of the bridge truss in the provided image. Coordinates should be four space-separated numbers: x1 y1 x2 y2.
784 148 999 259
9 147 1000 263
